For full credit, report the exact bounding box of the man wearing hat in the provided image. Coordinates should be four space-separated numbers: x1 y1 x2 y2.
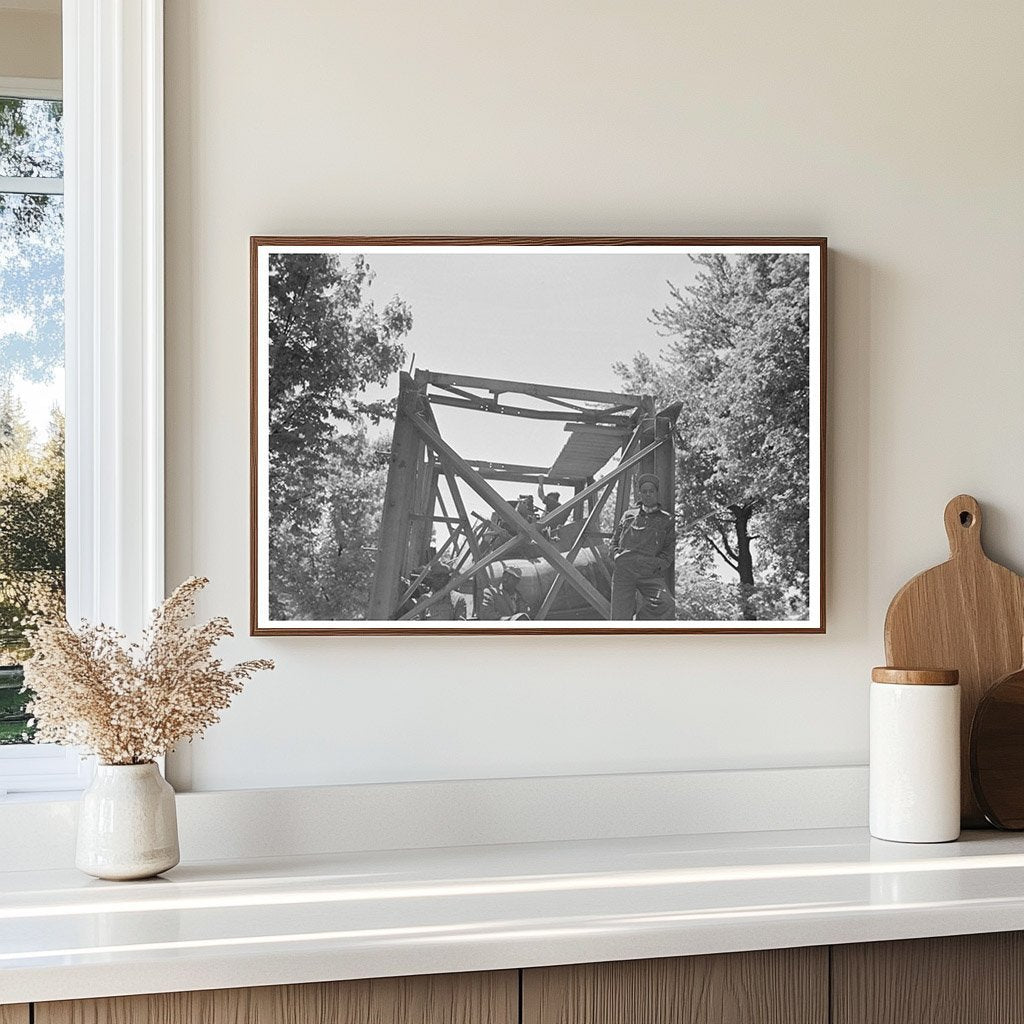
610 473 676 620
479 564 531 620
536 477 563 541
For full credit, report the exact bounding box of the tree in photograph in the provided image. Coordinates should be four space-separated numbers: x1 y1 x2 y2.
267 254 412 618
615 253 810 620
268 426 392 622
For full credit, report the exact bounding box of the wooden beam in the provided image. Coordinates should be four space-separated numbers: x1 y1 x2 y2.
638 396 658 483
534 478 618 620
433 488 462 546
465 460 581 486
428 393 632 427
399 438 662 620
401 531 526 621
442 465 482 562
367 373 424 619
531 393 595 414
407 413 611 618
538 438 659 530
422 371 644 408
476 470 581 486
393 525 466 612
454 520 490 572
432 381 493 405
655 413 676 595
563 422 631 437
615 424 644 539
466 459 552 476
407 456 438 569
590 543 614 585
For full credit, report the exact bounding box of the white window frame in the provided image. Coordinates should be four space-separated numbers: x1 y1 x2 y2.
0 77 61 101
0 1 164 797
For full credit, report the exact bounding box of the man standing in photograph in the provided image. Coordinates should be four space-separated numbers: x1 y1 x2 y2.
610 474 676 620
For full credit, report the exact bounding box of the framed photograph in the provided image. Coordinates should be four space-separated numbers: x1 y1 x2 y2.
251 237 826 635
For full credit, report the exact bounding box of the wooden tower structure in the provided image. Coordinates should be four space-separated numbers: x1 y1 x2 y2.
367 369 680 621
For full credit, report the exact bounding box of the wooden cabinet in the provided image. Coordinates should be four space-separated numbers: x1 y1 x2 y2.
34 971 518 1024
832 932 1024 1024
522 948 828 1024
14 933 1024 1024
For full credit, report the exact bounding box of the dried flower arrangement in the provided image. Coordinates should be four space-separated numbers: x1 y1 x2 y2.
23 577 273 765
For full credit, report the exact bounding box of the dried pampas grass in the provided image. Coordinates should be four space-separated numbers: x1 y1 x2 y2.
23 577 273 765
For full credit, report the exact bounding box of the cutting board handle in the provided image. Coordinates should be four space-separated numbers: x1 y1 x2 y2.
944 494 983 558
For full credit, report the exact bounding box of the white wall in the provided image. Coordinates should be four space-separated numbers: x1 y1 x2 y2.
164 1 1024 792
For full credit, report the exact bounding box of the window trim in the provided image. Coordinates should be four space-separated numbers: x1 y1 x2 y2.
0 744 92 796
0 1 165 796
64 0 165 635
0 76 62 101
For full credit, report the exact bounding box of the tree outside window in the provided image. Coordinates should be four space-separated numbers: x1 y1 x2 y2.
0 94 65 744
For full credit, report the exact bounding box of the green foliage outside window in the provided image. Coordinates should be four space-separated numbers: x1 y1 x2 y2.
0 96 65 742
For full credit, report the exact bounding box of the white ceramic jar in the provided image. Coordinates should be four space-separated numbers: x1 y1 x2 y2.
76 762 180 880
870 667 961 843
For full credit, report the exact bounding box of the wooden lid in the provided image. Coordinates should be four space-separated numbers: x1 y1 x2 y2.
871 667 959 686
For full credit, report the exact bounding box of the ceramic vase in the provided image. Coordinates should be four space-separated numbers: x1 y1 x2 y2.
76 762 180 880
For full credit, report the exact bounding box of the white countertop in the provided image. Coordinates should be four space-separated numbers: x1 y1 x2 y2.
4 826 1024 1005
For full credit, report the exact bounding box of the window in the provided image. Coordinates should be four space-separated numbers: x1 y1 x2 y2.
0 4 166 798
0 79 81 794
0 87 65 735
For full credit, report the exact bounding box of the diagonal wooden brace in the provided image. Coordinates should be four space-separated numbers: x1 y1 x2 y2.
530 440 658 530
407 412 611 617
536 476 621 620
535 423 647 620
398 436 663 621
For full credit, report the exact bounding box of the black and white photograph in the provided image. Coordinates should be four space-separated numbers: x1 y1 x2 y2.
251 238 825 634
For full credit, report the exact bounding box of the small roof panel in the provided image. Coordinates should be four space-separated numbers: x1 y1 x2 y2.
549 424 629 481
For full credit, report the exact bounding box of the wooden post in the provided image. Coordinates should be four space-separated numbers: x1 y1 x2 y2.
656 412 676 595
655 404 681 594
637 396 658 482
407 456 438 569
614 417 648 528
367 372 423 620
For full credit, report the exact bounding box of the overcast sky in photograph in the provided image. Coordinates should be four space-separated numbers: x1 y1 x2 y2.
354 249 704 520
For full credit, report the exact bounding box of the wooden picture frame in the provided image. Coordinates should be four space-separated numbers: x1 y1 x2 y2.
251 237 826 635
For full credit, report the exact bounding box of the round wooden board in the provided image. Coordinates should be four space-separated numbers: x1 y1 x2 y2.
971 664 1024 829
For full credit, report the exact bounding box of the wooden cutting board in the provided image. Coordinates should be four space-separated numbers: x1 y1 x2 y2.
884 494 1024 826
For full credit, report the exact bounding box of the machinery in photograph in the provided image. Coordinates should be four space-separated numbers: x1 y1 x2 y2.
369 369 681 623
